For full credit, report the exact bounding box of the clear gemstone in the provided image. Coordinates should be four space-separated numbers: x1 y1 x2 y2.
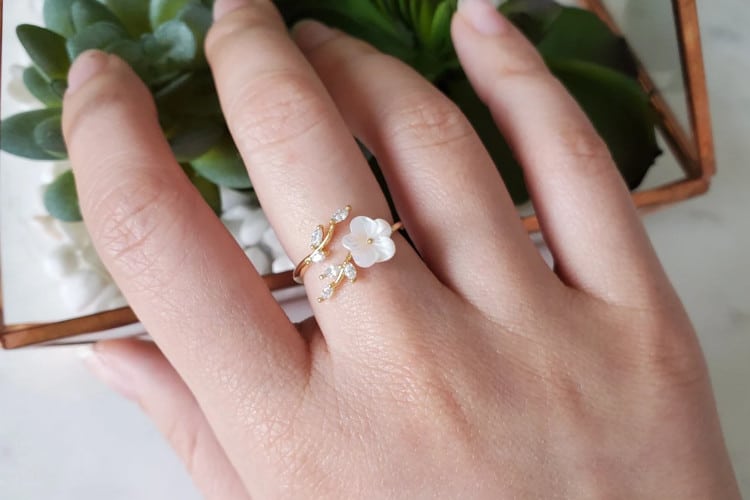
331 206 350 223
310 250 325 263
321 285 334 300
343 263 357 281
310 226 323 247
324 265 339 279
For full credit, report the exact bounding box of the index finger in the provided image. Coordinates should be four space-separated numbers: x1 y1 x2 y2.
62 51 308 435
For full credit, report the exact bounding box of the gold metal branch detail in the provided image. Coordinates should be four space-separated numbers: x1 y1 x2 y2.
293 205 351 284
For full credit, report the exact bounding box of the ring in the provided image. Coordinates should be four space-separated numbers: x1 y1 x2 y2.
293 205 402 302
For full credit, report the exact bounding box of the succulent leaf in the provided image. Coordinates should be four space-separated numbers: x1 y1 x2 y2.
16 24 71 80
101 0 151 36
106 39 148 76
150 0 195 29
169 120 225 161
50 79 69 98
43 0 76 37
428 2 453 52
182 164 222 215
44 170 83 222
33 115 68 158
175 2 213 64
152 19 197 67
155 71 222 118
66 21 130 61
499 0 564 43
536 8 637 76
23 66 63 106
71 0 125 32
0 109 64 160
191 138 252 189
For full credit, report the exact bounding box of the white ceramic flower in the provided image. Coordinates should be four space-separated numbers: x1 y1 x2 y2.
342 216 396 268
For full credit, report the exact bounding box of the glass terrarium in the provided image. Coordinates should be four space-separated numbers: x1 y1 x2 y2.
0 0 713 348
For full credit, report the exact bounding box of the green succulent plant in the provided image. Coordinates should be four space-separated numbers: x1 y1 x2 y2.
0 0 660 222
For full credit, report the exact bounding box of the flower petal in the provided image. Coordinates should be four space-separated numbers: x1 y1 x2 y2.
342 233 362 252
373 236 396 263
352 246 379 268
373 218 393 238
349 216 376 237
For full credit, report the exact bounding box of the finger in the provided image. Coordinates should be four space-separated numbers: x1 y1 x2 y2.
452 1 672 306
62 51 308 464
83 339 251 500
206 2 438 332
293 21 554 308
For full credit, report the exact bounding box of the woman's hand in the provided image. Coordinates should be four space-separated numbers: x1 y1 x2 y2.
64 0 740 498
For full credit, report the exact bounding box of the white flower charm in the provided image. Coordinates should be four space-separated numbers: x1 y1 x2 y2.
342 216 396 268
294 206 401 302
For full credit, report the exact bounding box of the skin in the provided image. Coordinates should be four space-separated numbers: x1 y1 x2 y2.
63 0 741 498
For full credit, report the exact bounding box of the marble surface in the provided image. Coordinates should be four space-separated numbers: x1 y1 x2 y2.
1 0 748 498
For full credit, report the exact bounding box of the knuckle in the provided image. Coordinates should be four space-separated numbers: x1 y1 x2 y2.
205 3 280 59
628 315 707 390
386 92 475 153
552 120 613 168
228 71 329 151
586 303 708 393
64 74 153 143
85 168 185 280
484 51 549 94
495 56 548 82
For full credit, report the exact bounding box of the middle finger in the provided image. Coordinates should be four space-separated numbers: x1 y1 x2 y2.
207 1 439 342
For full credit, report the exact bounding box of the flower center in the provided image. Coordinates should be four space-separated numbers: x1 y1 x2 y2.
366 238 374 245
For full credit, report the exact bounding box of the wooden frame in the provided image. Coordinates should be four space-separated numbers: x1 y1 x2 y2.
1 0 714 348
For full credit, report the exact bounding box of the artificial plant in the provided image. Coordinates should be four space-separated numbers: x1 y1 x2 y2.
0 0 661 222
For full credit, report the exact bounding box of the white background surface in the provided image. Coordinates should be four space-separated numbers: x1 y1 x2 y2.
0 0 86 324
1 0 749 498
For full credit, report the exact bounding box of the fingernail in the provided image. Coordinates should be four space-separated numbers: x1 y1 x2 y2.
457 0 510 36
79 344 137 400
213 0 247 20
66 50 109 96
292 20 337 52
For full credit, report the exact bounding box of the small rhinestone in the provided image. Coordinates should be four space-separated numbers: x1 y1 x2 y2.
320 285 334 301
343 262 357 281
331 206 351 223
310 226 323 247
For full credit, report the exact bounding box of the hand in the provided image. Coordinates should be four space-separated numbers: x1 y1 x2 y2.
63 0 740 498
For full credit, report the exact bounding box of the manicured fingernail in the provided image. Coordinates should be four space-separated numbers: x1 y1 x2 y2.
457 0 510 35
292 20 337 51
67 50 109 95
79 344 137 400
213 0 247 20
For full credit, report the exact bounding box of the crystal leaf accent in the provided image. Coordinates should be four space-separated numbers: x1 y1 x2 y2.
310 250 325 263
320 285 334 301
322 265 338 279
343 262 357 281
331 206 351 223
310 226 324 247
